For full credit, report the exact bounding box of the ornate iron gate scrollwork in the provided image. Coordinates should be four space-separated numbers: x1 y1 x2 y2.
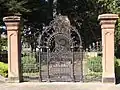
39 15 83 82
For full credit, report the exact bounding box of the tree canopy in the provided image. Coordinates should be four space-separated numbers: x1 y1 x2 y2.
0 0 120 50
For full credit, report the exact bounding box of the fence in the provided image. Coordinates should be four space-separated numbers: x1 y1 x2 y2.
21 40 102 82
83 41 102 82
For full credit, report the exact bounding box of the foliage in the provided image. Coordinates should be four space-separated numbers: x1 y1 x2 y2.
85 72 102 82
87 56 120 77
115 58 120 77
21 52 38 73
0 0 119 50
21 53 36 65
99 0 120 13
0 0 42 15
21 24 41 52
0 38 7 51
5 0 31 15
87 56 102 72
0 51 8 63
0 62 8 77
115 18 120 58
115 57 119 67
56 0 104 48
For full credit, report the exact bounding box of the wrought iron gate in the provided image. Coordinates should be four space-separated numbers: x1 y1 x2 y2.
39 15 83 82
21 15 83 82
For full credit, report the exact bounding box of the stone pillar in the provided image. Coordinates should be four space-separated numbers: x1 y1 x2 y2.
3 16 21 83
98 14 119 83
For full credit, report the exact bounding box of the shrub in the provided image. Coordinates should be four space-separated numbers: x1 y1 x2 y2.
87 56 102 72
115 58 120 77
21 54 36 65
114 57 120 67
0 62 8 77
21 53 38 73
87 56 119 73
85 72 102 81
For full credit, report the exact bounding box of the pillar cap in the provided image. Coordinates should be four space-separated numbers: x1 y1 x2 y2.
98 14 119 20
3 16 21 22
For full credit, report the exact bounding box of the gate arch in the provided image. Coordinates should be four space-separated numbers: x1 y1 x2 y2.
39 15 83 82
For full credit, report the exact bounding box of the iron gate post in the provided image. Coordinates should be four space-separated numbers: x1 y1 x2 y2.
47 47 50 82
80 46 83 82
39 47 42 82
71 46 75 82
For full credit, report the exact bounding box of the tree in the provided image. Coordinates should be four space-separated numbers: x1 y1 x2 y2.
0 0 119 50
55 0 108 48
0 0 49 51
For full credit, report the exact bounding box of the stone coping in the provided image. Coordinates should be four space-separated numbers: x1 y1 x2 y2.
3 16 21 22
98 14 119 20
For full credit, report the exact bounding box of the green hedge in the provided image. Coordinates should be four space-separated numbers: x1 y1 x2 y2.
0 62 8 77
87 56 102 72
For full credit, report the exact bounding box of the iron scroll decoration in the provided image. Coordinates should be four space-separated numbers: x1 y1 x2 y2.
38 15 82 49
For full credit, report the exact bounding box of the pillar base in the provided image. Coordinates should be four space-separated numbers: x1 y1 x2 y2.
102 77 115 83
7 77 21 83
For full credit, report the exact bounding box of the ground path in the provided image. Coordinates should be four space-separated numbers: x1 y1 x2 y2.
0 82 120 90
